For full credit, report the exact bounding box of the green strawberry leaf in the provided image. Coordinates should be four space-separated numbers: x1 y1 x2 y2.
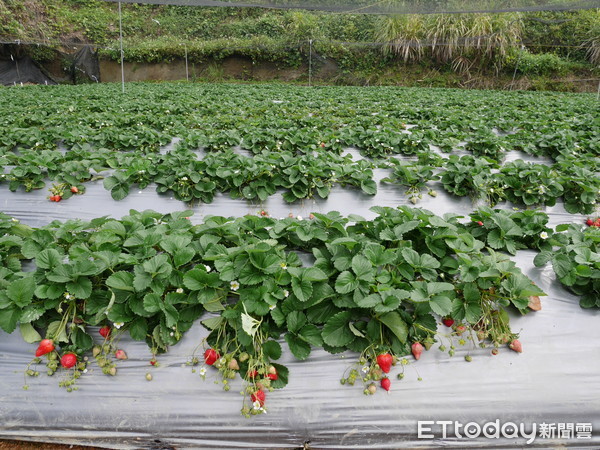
285 333 311 360
322 311 354 347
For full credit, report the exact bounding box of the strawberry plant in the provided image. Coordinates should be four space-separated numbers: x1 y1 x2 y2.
534 224 600 309
555 156 600 214
465 130 506 161
203 129 241 152
500 160 563 207
440 155 506 205
468 208 554 255
380 159 439 204
7 164 46 192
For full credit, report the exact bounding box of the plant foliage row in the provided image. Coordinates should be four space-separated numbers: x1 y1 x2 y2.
1 206 597 412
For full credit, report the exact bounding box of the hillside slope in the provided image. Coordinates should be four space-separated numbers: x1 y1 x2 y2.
0 1 598 88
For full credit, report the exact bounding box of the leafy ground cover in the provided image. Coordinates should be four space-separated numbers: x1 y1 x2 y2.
0 84 598 211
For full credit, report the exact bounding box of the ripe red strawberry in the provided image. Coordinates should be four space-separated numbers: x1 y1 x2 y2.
204 348 220 365
60 353 77 369
376 353 393 373
251 389 266 406
99 325 111 339
150 358 157 366
455 325 467 335
49 196 55 202
35 339 55 357
320 142 325 148
477 221 484 226
411 342 424 360
70 186 79 194
55 195 62 202
442 317 454 327
115 349 128 360
248 369 258 378
380 377 391 392
509 339 522 353
586 219 594 226
267 372 278 381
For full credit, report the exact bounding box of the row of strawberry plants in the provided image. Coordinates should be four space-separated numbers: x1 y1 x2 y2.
2 145 599 214
3 119 594 162
0 146 377 202
383 153 600 214
103 148 377 202
2 207 597 413
1 85 597 162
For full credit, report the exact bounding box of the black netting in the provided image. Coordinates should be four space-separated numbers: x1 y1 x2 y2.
102 0 599 14
0 55 56 86
73 46 101 83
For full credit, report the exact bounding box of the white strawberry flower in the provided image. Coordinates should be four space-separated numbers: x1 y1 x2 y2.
269 304 276 311
204 265 211 272
114 322 124 329
296 215 303 220
280 263 287 270
361 365 369 374
199 367 207 376
230 280 240 291
540 231 549 239
176 288 184 294
283 290 289 298
64 293 73 300
181 176 188 181
253 401 262 410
